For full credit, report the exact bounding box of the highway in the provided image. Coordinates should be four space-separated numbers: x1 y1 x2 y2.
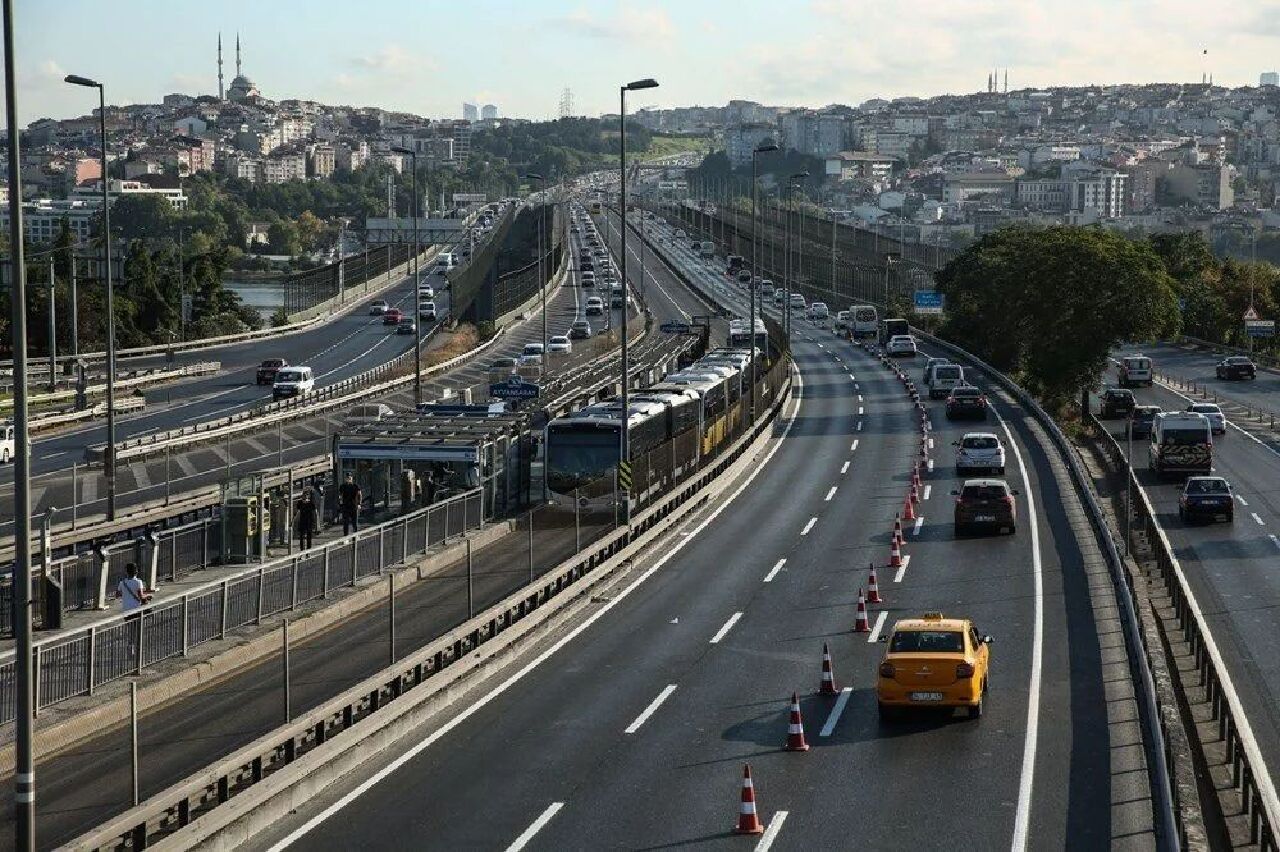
249 214 1151 850
1097 353 1280 778
1128 340 1280 423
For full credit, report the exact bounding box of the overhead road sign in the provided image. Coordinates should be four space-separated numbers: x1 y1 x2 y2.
489 375 541 400
913 290 945 314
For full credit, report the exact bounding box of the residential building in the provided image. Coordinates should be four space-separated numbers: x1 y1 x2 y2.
942 172 1016 204
825 151 896 181
724 123 778 166
71 179 188 211
1121 159 1170 212
1163 162 1235 209
334 140 369 171
309 143 335 178
0 198 99 243
261 151 307 183
873 131 912 161
220 151 260 182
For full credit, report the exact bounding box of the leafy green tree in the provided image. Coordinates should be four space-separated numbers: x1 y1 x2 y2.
112 194 173 242
268 220 301 256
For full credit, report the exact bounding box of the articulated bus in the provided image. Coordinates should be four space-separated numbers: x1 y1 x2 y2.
728 318 768 352
587 199 603 215
850 305 879 340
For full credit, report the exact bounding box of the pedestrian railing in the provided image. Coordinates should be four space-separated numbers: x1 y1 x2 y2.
0 488 484 724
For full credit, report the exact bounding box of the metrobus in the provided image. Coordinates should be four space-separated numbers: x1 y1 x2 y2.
850 305 879 340
587 200 603 215
728 318 767 352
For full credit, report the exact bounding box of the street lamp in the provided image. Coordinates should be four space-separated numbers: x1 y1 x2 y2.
524 173 547 353
619 77 658 518
390 146 422 405
65 72 118 521
749 142 778 422
784 171 808 341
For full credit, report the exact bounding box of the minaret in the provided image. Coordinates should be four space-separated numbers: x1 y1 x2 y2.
236 33 242 76
1003 69 1008 93
217 33 224 100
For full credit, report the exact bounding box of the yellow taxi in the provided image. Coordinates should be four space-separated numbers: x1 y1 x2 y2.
876 612 991 721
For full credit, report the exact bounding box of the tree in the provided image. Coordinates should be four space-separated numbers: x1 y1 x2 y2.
267 219 301 256
112 194 173 242
295 210 324 253
936 225 1180 410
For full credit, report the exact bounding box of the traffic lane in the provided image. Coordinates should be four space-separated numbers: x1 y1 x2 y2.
1102 380 1280 774
255 334 888 851
599 209 698 326
1119 342 1280 414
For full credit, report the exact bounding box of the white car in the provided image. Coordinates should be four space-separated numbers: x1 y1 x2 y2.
547 335 572 354
272 366 315 400
834 311 851 332
1186 402 1226 435
418 285 435 300
886 334 918 357
955 432 1006 475
419 301 438 321
585 296 605 316
520 342 546 363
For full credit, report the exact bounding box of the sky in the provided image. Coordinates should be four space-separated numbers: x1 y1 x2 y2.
7 0 1280 126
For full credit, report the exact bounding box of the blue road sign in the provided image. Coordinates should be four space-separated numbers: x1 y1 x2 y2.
660 321 693 334
913 290 944 314
489 376 540 400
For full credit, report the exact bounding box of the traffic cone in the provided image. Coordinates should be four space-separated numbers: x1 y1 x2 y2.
890 534 903 568
784 692 811 752
912 466 922 490
854 589 871 632
819 643 839 695
867 563 884 603
911 482 920 505
734 764 765 834
903 493 917 521
893 514 903 540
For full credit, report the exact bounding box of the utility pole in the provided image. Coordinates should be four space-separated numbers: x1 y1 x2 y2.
47 254 57 391
68 245 78 360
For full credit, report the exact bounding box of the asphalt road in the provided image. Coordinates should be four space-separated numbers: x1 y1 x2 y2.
253 231 1144 850
1121 341 1280 422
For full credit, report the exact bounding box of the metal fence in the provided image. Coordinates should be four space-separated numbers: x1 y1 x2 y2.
282 244 414 316
0 488 483 724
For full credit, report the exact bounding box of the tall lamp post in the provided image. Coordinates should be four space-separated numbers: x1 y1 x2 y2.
783 171 808 341
65 72 118 521
749 142 778 422
390 146 422 405
619 76 658 518
524 173 547 351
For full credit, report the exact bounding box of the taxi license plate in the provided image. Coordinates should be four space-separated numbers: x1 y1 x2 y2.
974 515 995 522
910 691 944 702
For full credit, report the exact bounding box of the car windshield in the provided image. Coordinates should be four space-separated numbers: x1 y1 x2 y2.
890 630 964 653
962 436 999 450
1109 390 1133 399
276 370 305 382
1190 405 1220 414
262 359 284 368
1187 479 1229 495
952 389 980 399
1228 357 1251 365
962 484 1007 499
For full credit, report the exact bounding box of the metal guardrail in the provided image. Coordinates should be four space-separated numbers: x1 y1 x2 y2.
1 361 219 404
0 488 484 724
1090 409 1279 849
28 396 147 434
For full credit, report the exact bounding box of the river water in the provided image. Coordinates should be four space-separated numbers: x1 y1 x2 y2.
224 278 284 322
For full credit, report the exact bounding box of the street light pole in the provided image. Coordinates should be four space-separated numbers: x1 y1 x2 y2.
523 173 548 351
391 147 421 404
749 142 779 422
65 72 117 521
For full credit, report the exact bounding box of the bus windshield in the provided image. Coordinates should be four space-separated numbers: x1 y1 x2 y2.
546 426 620 493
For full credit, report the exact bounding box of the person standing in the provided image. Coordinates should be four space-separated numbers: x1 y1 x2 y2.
295 489 320 549
338 472 363 535
115 562 153 613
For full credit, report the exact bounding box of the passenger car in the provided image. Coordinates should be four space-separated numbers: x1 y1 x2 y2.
945 386 987 420
585 296 604 316
382 308 403 325
952 478 1017 535
885 335 918 357
1098 388 1136 419
922 356 950 382
256 358 287 385
368 299 389 315
1186 402 1226 434
954 433 1005 475
834 311 851 332
487 357 518 383
1215 356 1256 380
1178 476 1234 524
419 301 437 321
1129 405 1160 438
569 320 592 340
547 335 572 354
396 317 417 335
876 612 991 721
418 285 435 300
520 342 545 364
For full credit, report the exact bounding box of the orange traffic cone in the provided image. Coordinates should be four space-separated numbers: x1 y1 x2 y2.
890 534 903 568
867 563 884 603
784 692 811 752
854 588 871 632
912 466 922 490
734 764 765 834
903 494 917 521
819 643 839 695
893 514 903 540
910 482 920 505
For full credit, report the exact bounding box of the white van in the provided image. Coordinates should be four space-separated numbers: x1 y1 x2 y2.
1117 354 1153 388
420 301 438 321
436 252 456 271
928 363 965 398
272 366 315 400
1149 412 1212 477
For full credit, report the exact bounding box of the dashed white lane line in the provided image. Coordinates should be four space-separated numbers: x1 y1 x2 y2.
818 688 854 737
624 684 678 734
927 437 934 450
893 554 912 583
1253 512 1266 526
1236 495 1250 506
912 516 924 536
840 461 850 474
825 486 838 501
764 558 787 583
850 439 859 451
755 811 790 852
923 484 932 501
927 458 935 473
856 421 863 432
505 802 565 852
858 406 864 415
710 612 744 644
858 394 864 402
848 373 855 381
867 610 889 643
801 517 818 536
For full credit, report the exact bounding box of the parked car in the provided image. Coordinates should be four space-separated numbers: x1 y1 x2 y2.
952 478 1018 536
1098 388 1136 419
1178 476 1235 524
256 358 288 385
547 335 572 354
1215 356 1256 380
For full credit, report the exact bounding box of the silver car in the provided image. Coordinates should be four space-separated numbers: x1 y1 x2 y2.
954 432 1006 475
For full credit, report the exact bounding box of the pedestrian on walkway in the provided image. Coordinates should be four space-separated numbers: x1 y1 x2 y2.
338 472 363 535
295 489 320 549
115 562 152 613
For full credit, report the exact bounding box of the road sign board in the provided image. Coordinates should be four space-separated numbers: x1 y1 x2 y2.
1243 306 1260 321
660 321 692 335
913 290 944 314
1245 319 1275 338
488 375 540 400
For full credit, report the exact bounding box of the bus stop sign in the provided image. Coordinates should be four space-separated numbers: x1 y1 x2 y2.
489 376 540 400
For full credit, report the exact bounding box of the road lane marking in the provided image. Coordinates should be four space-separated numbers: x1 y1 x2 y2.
893 554 911 582
923 484 932 501
868 610 888 643
858 406 864 415
927 459 934 473
840 461 850 474
764 558 787 583
927 437 934 450
850 439 859 451
624 685 678 734
825 486 837 501
818 688 854 737
1270 534 1280 551
856 421 863 432
1253 512 1266 526
710 612 744 644
801 517 817 536
994 408 1044 852
755 811 789 852
849 373 855 380
1236 495 1249 506
858 394 864 402
912 517 924 536
505 802 565 852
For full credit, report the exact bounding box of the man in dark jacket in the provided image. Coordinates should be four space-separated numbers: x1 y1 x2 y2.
295 489 320 549
337 473 362 535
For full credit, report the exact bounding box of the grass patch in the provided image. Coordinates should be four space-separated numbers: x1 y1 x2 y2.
425 324 480 367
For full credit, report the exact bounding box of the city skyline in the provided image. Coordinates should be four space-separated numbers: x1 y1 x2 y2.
9 0 1280 125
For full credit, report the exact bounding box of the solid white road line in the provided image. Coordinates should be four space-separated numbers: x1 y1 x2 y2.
624 685 678 734
912 517 924 536
923 484 932 501
868 610 888 643
840 461 850 475
893 554 911 583
995 408 1045 852
763 558 787 583
505 802 565 852
1253 512 1266 526
265 358 808 851
710 612 744 644
818 688 853 737
800 517 817 536
755 811 789 852
825 486 837 501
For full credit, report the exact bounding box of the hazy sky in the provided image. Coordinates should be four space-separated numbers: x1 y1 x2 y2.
8 0 1280 125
